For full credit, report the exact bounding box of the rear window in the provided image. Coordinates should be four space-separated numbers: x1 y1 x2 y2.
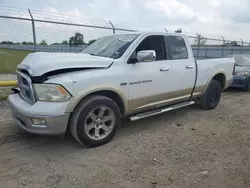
168 36 188 59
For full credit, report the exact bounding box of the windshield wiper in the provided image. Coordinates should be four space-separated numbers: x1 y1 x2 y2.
235 63 250 67
82 52 99 56
89 53 99 56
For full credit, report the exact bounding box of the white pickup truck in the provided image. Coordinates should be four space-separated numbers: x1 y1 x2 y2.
8 32 235 147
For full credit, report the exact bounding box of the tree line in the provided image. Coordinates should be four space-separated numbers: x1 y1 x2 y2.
0 32 97 46
1 30 240 46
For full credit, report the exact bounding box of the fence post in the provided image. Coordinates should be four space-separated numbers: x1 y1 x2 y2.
109 21 115 34
196 33 200 58
28 9 37 52
205 48 208 59
221 36 225 58
165 28 168 33
240 39 244 54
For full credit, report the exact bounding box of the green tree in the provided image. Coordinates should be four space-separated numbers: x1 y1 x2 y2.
88 39 96 45
61 40 68 45
69 36 74 46
195 33 207 45
51 42 60 45
39 40 47 45
1 41 14 44
74 32 84 46
175 28 182 33
69 32 85 46
22 41 34 45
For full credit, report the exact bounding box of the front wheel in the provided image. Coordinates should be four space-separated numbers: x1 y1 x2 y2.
69 95 121 147
200 79 222 110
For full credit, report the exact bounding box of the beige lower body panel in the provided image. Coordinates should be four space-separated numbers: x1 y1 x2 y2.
128 87 205 114
190 85 205 100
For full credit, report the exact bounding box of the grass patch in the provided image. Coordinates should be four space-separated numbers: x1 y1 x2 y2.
0 87 12 100
0 48 32 73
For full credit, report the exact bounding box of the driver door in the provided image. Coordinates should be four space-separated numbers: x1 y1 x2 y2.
126 35 172 113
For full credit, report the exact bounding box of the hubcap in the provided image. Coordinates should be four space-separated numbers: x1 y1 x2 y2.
84 106 115 140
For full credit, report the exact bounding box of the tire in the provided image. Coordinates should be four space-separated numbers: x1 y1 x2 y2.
200 79 222 110
69 95 121 147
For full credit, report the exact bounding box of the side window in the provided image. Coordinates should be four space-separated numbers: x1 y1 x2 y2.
132 35 166 61
167 36 188 60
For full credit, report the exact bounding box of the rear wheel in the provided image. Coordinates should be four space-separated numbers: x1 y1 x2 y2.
200 80 222 110
69 95 121 147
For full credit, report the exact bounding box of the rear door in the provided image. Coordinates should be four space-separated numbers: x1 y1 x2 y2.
166 35 196 100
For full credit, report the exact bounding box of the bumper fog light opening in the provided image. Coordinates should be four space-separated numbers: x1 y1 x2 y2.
31 118 47 128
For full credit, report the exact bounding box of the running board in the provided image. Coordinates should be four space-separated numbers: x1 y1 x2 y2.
129 101 195 121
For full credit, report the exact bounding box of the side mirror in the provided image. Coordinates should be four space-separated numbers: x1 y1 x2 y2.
137 50 156 62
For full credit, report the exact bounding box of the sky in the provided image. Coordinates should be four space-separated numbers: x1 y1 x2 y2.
0 0 250 43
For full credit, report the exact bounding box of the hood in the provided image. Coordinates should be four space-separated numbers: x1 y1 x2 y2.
235 66 250 73
233 54 250 73
234 56 250 73
18 52 114 76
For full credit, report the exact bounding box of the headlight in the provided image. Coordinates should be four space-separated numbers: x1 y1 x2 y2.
235 72 249 76
33 84 71 102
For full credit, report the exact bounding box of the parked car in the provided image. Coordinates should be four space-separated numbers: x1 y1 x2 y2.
230 54 250 91
8 32 235 147
221 41 241 47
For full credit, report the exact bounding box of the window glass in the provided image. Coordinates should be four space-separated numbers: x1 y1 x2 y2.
168 36 188 59
82 34 139 59
134 35 166 61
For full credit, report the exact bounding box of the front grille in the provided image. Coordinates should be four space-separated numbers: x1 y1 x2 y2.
17 71 36 104
232 79 243 85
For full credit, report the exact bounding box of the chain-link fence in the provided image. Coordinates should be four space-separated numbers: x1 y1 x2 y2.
188 36 250 59
0 7 137 98
1 6 250 99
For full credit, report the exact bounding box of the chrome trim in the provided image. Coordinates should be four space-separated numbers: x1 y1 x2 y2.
129 101 195 121
160 67 170 71
16 70 36 104
131 94 190 111
137 50 156 62
18 64 34 76
186 65 194 69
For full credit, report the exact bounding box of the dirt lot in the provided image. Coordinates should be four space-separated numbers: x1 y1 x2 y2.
0 91 249 188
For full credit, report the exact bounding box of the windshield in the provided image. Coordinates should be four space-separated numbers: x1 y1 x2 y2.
82 34 139 59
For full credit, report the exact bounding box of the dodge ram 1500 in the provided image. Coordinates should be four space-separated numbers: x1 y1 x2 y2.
8 32 235 147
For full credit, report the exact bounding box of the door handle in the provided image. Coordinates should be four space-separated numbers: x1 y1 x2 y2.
186 65 194 69
160 67 170 72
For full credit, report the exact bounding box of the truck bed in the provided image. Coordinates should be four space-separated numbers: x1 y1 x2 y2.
195 57 235 90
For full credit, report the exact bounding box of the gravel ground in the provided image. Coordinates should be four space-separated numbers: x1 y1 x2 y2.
0 91 249 188
0 100 12 122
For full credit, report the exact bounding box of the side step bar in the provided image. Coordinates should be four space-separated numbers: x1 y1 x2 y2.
129 101 195 121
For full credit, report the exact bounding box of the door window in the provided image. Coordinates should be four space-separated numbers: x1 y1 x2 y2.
130 35 167 62
167 36 188 59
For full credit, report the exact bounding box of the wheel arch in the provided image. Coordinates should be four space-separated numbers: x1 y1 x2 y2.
212 73 226 89
201 72 226 95
66 87 128 117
